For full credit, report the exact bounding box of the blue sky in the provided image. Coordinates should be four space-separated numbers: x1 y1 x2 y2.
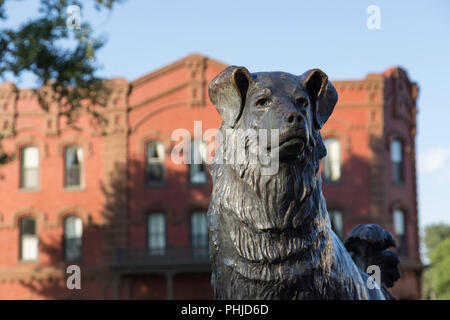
3 1 450 236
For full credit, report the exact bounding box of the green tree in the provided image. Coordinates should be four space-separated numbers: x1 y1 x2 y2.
423 223 450 252
0 0 124 164
429 238 450 299
422 223 450 299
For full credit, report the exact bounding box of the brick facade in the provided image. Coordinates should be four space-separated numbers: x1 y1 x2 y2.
0 54 422 299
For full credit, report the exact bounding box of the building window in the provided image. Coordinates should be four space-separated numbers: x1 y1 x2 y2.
64 145 84 188
19 216 38 261
148 213 165 255
328 209 344 239
145 141 165 185
323 138 341 182
390 139 404 184
191 211 208 257
64 216 83 261
20 146 39 189
393 209 407 257
189 139 207 184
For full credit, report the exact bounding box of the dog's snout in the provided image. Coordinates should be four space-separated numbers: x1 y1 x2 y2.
286 112 302 125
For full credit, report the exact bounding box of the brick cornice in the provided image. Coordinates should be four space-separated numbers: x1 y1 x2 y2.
321 127 351 153
130 54 226 88
56 134 93 158
52 205 92 228
13 135 49 158
385 129 413 155
131 61 186 87
130 101 187 133
134 201 178 225
129 82 189 110
181 201 210 226
0 206 48 230
137 130 172 155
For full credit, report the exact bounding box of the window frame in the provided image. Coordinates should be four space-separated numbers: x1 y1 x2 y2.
63 215 83 262
190 211 208 258
390 138 405 185
147 212 166 255
393 208 407 257
64 145 84 190
19 216 39 262
144 141 166 187
328 208 344 239
188 139 208 185
322 138 342 183
19 146 40 191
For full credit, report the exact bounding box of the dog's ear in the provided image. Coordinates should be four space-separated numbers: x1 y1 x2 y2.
209 66 253 128
302 69 338 129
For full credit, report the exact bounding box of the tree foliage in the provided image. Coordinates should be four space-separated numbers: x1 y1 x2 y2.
422 223 450 299
0 0 123 164
423 223 450 252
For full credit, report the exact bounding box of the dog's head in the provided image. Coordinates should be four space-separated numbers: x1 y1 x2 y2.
209 66 338 163
208 67 339 263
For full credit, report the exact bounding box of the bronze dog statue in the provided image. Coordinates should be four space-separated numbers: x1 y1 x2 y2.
207 66 400 299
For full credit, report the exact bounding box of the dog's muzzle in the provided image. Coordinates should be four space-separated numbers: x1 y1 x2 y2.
268 130 308 162
273 137 305 161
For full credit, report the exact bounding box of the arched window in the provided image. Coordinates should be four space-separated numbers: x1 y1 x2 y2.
64 145 84 188
64 216 83 261
323 138 341 182
328 209 344 239
145 141 165 185
20 146 39 189
148 213 166 255
393 209 407 256
390 139 404 184
19 216 38 261
189 139 207 184
191 211 208 257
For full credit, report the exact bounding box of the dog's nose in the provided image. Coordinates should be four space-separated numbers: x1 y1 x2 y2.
286 112 302 125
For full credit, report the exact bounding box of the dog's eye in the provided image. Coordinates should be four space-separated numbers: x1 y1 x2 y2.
296 97 308 107
255 98 269 107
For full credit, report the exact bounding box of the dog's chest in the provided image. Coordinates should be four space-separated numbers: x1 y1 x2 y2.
214 253 361 300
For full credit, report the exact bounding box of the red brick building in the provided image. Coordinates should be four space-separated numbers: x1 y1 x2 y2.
0 54 422 299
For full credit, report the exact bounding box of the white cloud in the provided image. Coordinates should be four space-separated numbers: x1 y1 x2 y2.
418 148 450 174
437 168 450 183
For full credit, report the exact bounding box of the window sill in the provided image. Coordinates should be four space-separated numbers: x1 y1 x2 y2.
145 182 167 188
64 186 86 192
323 180 342 185
18 259 40 264
64 259 83 264
18 188 40 193
188 181 209 187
